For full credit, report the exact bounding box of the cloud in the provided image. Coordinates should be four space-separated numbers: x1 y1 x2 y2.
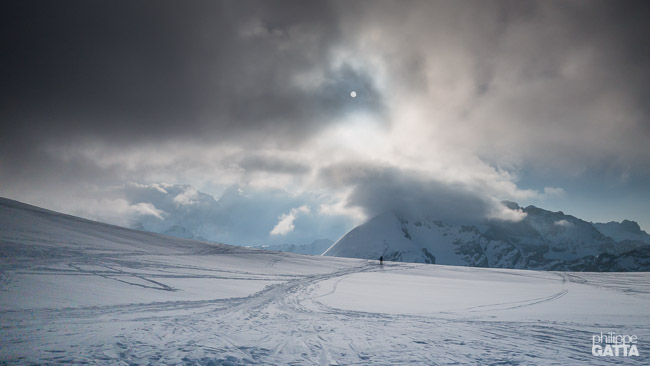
332 0 650 177
319 162 528 224
32 183 352 245
172 186 199 207
554 219 574 228
64 198 165 227
128 183 170 193
0 0 383 158
129 202 166 220
237 154 310 175
1 1 649 233
270 205 311 236
544 187 566 197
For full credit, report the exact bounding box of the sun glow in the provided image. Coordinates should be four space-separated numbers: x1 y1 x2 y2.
317 113 389 160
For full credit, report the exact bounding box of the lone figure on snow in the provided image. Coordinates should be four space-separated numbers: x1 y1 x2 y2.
379 256 383 265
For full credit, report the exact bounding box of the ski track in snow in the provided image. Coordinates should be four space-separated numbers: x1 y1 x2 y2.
1 198 650 365
2 256 649 365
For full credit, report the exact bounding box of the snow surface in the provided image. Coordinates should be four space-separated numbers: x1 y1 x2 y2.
1 197 649 364
323 211 476 265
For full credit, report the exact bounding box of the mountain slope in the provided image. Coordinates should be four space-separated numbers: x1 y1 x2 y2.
323 211 486 265
0 196 361 311
1 197 649 364
324 204 650 271
594 219 650 244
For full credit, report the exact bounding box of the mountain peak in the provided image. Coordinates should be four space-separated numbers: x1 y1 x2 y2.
620 219 641 232
326 205 650 271
594 220 650 245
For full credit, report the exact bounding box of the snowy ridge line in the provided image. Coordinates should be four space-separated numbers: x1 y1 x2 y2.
325 208 650 271
0 197 221 249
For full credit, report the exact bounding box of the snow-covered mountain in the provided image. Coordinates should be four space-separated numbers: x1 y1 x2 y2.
2 197 650 364
594 219 650 244
324 203 650 271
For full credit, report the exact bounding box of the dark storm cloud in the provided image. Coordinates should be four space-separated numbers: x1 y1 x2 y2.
2 0 650 230
351 0 650 163
0 0 386 194
2 0 648 159
318 162 518 224
238 154 310 175
0 0 381 155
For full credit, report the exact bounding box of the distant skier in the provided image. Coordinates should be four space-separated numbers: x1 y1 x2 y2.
379 256 383 265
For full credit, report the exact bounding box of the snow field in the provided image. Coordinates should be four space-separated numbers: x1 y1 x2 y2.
1 198 649 364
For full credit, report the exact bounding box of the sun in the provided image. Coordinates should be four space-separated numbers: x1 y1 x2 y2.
350 91 357 98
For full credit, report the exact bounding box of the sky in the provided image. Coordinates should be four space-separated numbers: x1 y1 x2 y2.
1 0 649 243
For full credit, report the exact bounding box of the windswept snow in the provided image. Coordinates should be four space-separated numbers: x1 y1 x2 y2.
1 197 649 364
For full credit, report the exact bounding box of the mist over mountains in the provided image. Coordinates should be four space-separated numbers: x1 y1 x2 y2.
324 202 650 271
95 183 650 271
36 179 643 271
109 183 347 248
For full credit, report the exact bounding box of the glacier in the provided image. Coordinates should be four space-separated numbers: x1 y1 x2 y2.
1 197 649 364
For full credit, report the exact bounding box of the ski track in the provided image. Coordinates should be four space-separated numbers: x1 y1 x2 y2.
2 255 649 365
3 199 650 364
